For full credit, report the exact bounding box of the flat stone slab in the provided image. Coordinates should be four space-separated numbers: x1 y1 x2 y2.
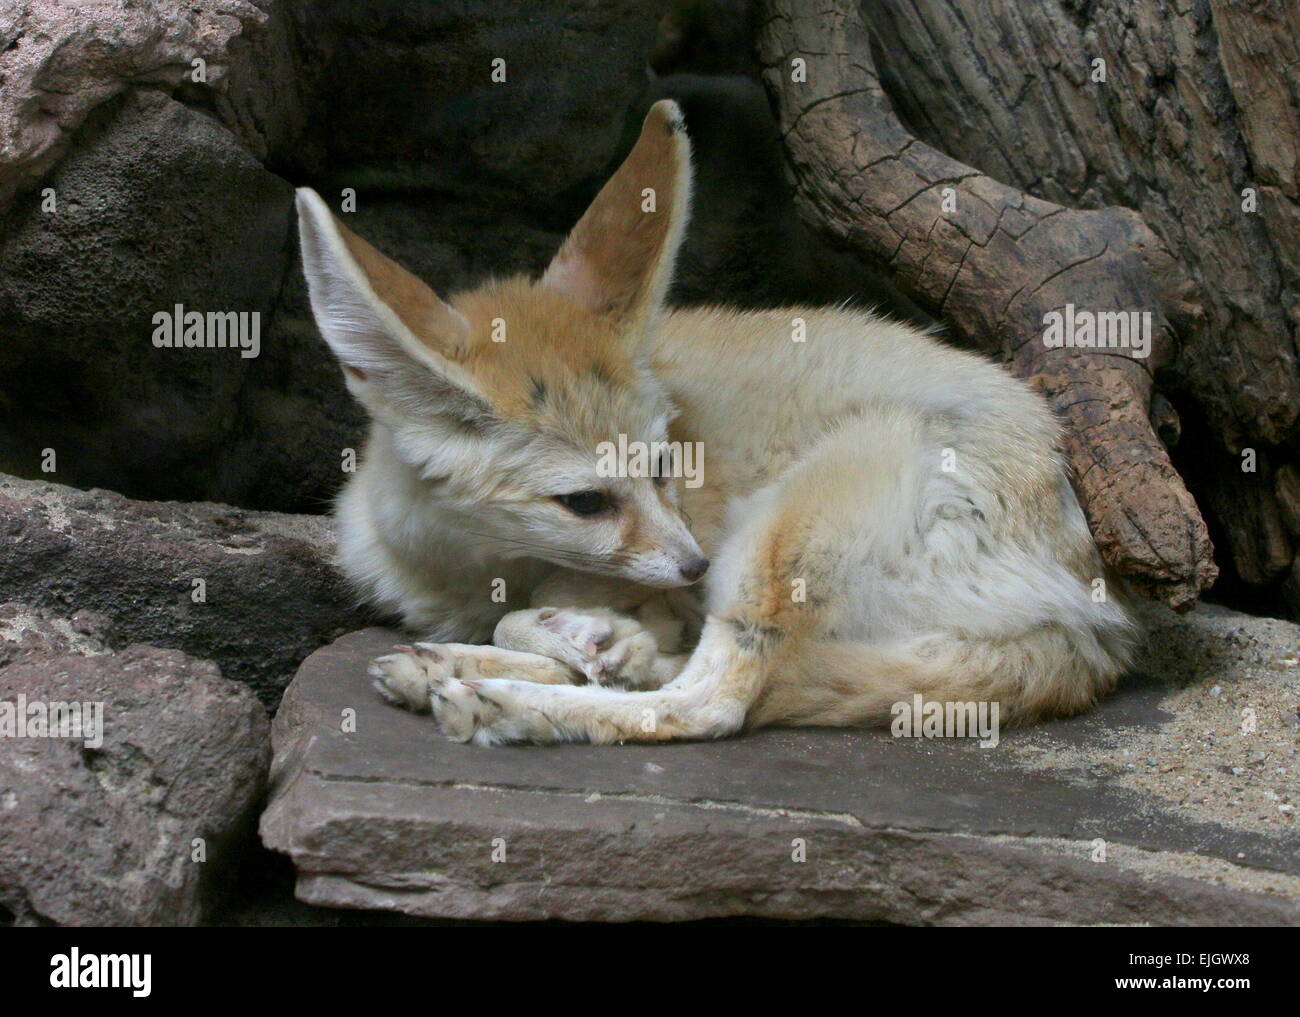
261 604 1300 924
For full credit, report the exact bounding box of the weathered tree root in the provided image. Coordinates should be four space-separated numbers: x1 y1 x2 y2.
758 0 1216 608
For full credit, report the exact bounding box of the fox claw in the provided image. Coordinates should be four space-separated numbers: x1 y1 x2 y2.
369 647 447 713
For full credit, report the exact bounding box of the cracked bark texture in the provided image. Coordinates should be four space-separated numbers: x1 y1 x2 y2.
855 0 1300 610
759 0 1226 608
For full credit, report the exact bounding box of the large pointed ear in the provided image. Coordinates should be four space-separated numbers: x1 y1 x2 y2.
295 187 490 423
541 99 692 337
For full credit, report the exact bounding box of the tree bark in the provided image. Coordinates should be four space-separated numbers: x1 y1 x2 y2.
758 0 1227 608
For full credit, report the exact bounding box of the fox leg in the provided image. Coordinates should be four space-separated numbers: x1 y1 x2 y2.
382 614 769 745
370 642 580 712
373 606 687 714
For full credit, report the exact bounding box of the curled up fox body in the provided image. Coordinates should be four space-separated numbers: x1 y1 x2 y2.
295 101 1134 747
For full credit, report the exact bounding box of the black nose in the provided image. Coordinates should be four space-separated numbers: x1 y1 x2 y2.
679 556 710 582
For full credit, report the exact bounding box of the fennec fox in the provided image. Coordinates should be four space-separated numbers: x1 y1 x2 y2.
295 100 1133 746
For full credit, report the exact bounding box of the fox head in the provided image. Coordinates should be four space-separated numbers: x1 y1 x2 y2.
296 101 708 588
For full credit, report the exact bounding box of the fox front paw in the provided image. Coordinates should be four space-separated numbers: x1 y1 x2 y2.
369 643 450 712
494 607 601 679
428 675 506 743
589 630 662 688
493 607 661 687
370 643 510 742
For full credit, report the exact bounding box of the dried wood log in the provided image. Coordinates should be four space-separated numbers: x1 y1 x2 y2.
758 0 1218 608
847 0 1300 609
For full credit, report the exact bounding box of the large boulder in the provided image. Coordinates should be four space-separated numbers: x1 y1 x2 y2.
0 89 311 505
0 607 270 926
0 0 293 211
0 473 366 705
261 602 1299 924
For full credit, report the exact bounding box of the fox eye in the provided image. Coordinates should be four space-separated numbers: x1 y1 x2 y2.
555 491 615 516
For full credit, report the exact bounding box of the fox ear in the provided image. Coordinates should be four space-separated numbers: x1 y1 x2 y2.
541 100 692 338
295 188 490 423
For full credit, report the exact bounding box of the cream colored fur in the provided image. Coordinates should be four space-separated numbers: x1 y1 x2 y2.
296 100 1135 746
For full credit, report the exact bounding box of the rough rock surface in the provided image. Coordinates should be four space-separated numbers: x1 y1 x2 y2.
0 473 367 705
283 0 663 203
262 602 1300 925
0 608 270 926
0 602 113 668
0 0 287 211
0 88 310 507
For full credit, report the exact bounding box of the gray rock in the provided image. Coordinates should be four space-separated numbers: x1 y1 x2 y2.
0 630 270 926
0 602 113 668
284 0 663 205
0 89 312 507
0 3 331 513
262 605 1300 924
0 0 286 211
0 473 367 705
